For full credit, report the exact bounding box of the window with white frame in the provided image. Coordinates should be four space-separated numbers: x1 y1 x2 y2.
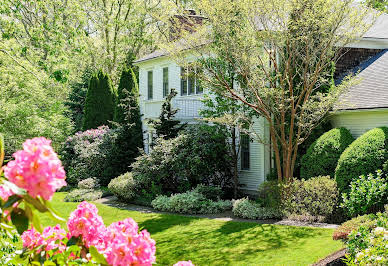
180 65 203 96
163 67 169 97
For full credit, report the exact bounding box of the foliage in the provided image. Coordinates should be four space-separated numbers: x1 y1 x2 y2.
78 178 100 190
65 69 93 132
341 170 388 217
333 214 377 241
131 124 233 199
232 198 283 220
335 127 388 193
64 189 104 202
147 89 186 140
300 128 354 179
108 172 137 202
192 184 224 201
257 181 281 209
151 190 232 214
83 70 117 130
159 0 370 181
281 176 339 222
364 0 388 13
0 230 18 265
343 212 388 264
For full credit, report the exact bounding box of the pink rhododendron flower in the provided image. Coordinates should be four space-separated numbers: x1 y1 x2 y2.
105 218 156 266
174 261 195 266
4 137 66 200
67 201 107 251
21 227 44 249
0 185 13 201
42 224 67 252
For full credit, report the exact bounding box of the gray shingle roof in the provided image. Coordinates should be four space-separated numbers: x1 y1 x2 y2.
335 49 388 110
363 13 388 39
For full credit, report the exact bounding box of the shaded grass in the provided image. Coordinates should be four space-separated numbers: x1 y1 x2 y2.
36 193 342 265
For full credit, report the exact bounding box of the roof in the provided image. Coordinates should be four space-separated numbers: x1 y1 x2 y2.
335 49 388 111
135 12 388 64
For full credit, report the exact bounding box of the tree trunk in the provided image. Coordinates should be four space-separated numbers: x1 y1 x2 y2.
231 126 238 198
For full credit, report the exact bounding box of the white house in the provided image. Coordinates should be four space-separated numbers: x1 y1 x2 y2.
134 13 388 194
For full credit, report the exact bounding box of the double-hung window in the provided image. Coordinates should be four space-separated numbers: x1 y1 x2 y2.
147 70 153 100
241 134 250 170
180 65 203 96
163 67 169 97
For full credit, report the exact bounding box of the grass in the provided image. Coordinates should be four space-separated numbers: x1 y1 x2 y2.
36 193 343 266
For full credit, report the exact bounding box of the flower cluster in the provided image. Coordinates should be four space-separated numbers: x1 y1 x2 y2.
0 185 13 201
22 225 66 253
174 261 195 266
4 137 66 200
354 227 388 265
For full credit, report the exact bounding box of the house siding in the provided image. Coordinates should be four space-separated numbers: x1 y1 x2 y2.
136 56 268 193
331 109 388 138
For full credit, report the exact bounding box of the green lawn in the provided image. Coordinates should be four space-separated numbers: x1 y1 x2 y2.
37 193 342 266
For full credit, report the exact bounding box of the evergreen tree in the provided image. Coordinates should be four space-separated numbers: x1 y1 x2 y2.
148 89 186 140
82 70 116 130
114 64 139 125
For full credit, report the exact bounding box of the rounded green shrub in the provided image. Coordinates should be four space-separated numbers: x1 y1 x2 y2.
300 128 354 179
108 172 137 201
335 127 388 192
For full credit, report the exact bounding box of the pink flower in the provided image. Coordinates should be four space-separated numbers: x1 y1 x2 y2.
0 185 13 201
4 137 66 200
67 201 107 251
105 218 156 266
174 261 195 266
21 227 44 249
42 224 66 252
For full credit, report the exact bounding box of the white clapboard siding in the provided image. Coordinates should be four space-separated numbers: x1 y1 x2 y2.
136 56 268 193
331 109 388 138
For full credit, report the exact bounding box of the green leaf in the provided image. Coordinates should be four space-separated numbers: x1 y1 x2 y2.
11 208 29 235
3 194 21 209
42 199 65 222
67 236 79 247
23 195 48 213
89 245 108 265
43 260 56 265
25 204 43 232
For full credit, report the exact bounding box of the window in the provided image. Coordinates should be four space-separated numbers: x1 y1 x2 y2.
241 134 250 170
180 66 203 96
163 67 169 97
147 71 153 100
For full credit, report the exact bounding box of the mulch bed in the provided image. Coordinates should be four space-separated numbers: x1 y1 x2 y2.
313 248 347 266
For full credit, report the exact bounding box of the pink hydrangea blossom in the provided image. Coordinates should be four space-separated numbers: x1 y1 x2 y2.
0 185 13 201
174 261 195 266
67 201 107 251
4 137 66 200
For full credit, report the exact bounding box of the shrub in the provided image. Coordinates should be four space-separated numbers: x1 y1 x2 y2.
333 214 376 240
341 170 388 217
232 198 282 220
61 125 141 186
82 70 116 130
300 128 354 179
281 176 339 222
108 172 137 202
257 181 281 208
192 184 223 201
78 178 99 190
0 230 18 265
335 127 388 192
132 124 233 199
64 188 103 202
151 190 232 214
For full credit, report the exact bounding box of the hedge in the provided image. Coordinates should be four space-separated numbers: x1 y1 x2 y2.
300 127 354 179
335 127 388 192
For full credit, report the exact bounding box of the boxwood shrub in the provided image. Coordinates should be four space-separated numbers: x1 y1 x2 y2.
300 127 354 179
335 127 388 192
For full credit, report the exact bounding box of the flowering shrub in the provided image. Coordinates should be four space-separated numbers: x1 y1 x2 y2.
332 214 376 241
341 170 388 217
151 190 232 214
0 135 193 265
232 198 283 220
78 178 99 190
